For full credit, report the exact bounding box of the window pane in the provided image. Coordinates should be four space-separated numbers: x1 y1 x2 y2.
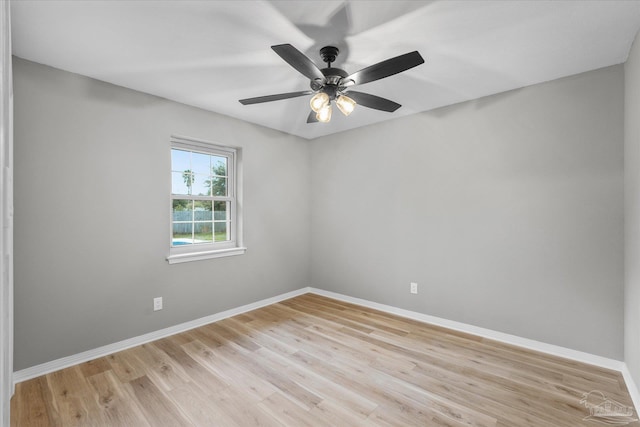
194 222 214 243
172 199 192 215
172 171 194 195
191 152 211 175
194 200 212 220
214 222 229 242
171 149 190 172
172 200 193 245
173 222 193 245
212 156 227 177
214 201 228 220
210 176 227 196
192 173 211 196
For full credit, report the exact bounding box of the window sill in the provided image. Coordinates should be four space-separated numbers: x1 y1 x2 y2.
166 247 246 264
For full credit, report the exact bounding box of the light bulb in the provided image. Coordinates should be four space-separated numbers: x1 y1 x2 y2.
336 95 356 116
310 92 330 113
316 104 332 123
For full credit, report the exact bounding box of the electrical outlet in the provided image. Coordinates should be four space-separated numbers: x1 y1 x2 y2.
153 297 163 311
410 282 418 294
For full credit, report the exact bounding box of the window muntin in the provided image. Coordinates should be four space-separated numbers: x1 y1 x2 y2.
168 136 243 262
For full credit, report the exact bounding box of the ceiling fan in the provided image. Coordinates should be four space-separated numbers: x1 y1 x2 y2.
239 44 425 124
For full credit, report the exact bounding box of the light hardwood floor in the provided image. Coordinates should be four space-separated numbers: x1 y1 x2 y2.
11 293 640 426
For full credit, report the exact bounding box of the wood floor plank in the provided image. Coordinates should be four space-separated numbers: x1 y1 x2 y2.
104 349 146 384
10 377 52 427
128 375 194 426
181 339 279 402
167 382 239 427
85 370 151 427
258 391 333 427
11 294 640 426
127 343 191 392
44 366 108 427
254 345 379 418
212 340 325 410
151 337 229 395
204 386 282 427
78 358 112 378
310 397 374 427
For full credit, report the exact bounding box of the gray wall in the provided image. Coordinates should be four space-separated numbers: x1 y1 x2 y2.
310 65 624 359
626 31 640 388
13 57 310 370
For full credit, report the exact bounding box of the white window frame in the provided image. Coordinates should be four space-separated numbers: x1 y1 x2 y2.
167 135 245 264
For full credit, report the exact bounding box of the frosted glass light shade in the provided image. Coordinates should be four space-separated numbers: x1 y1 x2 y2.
336 95 356 116
316 104 332 123
310 92 330 113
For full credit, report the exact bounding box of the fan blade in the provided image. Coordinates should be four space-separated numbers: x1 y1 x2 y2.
346 91 401 112
239 90 313 105
307 111 318 123
345 51 424 86
272 44 325 81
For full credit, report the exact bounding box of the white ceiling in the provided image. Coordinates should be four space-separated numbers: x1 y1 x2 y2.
10 0 640 140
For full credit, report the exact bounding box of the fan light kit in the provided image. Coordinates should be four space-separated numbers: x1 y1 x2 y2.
309 92 354 122
239 44 425 124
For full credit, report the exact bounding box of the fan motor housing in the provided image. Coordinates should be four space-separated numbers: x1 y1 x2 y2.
311 68 349 99
321 68 348 79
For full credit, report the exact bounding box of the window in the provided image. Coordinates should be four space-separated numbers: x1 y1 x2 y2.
167 135 244 264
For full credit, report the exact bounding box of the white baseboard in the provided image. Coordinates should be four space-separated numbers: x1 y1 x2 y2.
13 285 640 416
621 364 640 415
12 287 311 385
